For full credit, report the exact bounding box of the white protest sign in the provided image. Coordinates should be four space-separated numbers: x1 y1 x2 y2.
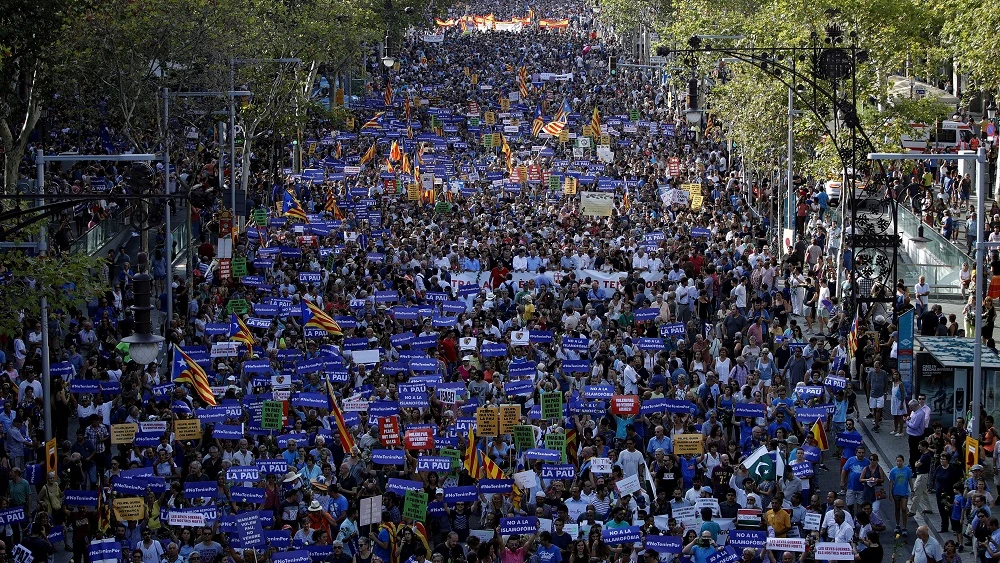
538 518 552 532
343 398 370 412
615 474 641 497
591 458 612 474
168 512 206 527
140 420 168 434
767 538 806 552
211 342 239 357
814 543 855 560
360 495 383 526
514 470 536 488
695 497 720 517
510 330 530 346
353 349 380 365
672 506 697 526
803 512 821 531
439 389 457 404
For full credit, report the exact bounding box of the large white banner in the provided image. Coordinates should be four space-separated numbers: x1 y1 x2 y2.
421 34 445 43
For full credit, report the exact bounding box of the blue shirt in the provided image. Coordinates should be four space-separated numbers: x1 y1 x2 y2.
690 546 717 563
889 466 913 497
537 544 562 563
647 435 673 455
843 457 867 491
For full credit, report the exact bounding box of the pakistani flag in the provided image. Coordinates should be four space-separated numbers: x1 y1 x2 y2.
743 445 781 482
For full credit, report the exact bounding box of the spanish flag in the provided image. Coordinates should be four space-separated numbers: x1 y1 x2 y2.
326 380 357 454
172 348 217 406
810 417 829 450
302 300 343 335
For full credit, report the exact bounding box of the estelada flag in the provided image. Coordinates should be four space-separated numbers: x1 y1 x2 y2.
810 417 829 450
302 300 343 335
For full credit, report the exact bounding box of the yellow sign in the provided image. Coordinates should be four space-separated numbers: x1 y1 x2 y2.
582 125 593 137
691 195 704 210
500 98 511 111
492 132 502 146
470 73 479 85
517 166 528 183
476 407 499 437
113 497 146 521
407 184 421 201
559 130 569 143
499 405 521 435
174 419 203 441
681 183 701 192
111 423 138 445
966 436 980 471
484 111 496 125
46 438 57 475
335 88 344 107
564 176 577 195
674 434 704 455
345 117 355 131
600 133 610 145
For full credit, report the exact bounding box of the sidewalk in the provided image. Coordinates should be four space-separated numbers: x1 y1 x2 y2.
854 398 952 550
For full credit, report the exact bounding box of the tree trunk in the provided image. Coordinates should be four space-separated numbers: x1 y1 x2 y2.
1 103 41 196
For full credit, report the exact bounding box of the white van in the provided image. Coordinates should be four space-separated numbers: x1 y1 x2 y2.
900 120 974 153
824 169 865 206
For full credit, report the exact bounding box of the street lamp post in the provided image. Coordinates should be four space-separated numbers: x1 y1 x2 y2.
988 102 999 202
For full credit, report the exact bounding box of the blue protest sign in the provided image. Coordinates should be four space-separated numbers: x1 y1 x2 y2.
499 517 539 535
707 546 740 563
733 403 766 418
443 486 478 503
231 487 267 504
727 530 767 549
478 479 514 494
184 481 218 498
836 433 862 448
236 511 265 547
227 466 260 482
645 536 683 553
386 478 424 495
417 457 453 472
584 385 614 399
524 449 562 462
272 550 312 563
256 459 288 475
603 526 642 545
0 507 26 525
791 461 814 478
64 490 99 507
371 450 407 465
540 464 576 480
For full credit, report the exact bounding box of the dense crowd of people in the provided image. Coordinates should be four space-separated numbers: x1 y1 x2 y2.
5 3 1000 563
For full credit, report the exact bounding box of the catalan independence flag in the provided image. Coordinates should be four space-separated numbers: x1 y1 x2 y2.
229 313 255 355
463 427 480 478
326 380 357 454
172 348 217 406
282 189 308 223
390 140 402 162
302 300 343 335
361 111 385 130
590 107 601 137
384 80 393 107
541 118 567 136
324 190 344 219
532 105 545 137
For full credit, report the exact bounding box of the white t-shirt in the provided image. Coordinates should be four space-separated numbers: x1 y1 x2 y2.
914 283 930 305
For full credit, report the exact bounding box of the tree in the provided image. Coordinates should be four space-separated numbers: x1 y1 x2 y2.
0 251 108 338
0 0 84 194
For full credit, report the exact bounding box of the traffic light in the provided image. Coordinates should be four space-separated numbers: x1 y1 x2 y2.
609 56 617 75
687 78 699 109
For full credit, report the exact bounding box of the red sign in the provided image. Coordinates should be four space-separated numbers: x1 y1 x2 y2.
404 427 435 450
668 157 680 177
610 395 640 415
378 416 401 446
218 259 232 281
527 165 542 183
